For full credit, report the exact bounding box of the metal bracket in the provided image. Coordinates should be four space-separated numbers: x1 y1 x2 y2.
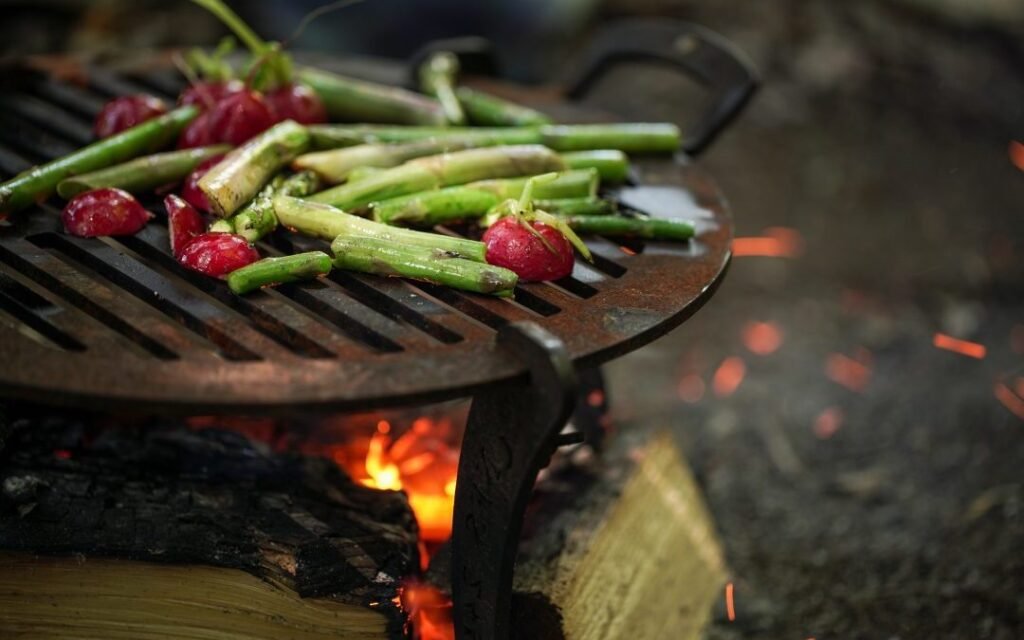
451 321 577 640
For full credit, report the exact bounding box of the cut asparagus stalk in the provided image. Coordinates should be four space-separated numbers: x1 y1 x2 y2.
56 145 231 198
419 52 466 126
557 215 695 240
199 120 310 217
331 235 517 296
559 150 629 182
274 194 486 262
307 123 680 153
0 106 199 215
212 171 321 239
292 138 487 184
371 170 601 226
308 144 565 211
299 67 447 126
227 251 332 294
455 86 552 127
309 124 539 149
534 197 617 216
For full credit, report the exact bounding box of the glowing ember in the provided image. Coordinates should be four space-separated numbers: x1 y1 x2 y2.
725 582 736 622
825 352 871 392
677 373 706 404
994 382 1024 420
1009 141 1024 173
712 356 746 397
932 333 986 359
587 389 605 407
742 321 783 355
813 406 843 439
53 449 72 460
732 227 802 258
402 581 455 640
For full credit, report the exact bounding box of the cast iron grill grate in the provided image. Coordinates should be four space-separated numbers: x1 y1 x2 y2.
0 63 732 413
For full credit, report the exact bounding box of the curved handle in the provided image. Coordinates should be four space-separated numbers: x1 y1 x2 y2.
564 18 759 156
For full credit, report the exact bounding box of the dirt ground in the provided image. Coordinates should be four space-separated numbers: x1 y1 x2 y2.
600 7 1024 639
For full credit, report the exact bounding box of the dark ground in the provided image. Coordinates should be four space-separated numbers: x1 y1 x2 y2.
598 4 1024 639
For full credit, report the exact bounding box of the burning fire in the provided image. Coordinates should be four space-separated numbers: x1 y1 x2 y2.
336 418 460 544
402 581 455 640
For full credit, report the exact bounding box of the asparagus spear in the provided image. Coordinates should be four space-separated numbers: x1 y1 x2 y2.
300 67 447 126
308 145 565 211
371 170 601 226
199 119 310 217
211 171 321 239
559 150 629 182
292 138 486 184
455 86 552 127
56 145 230 198
332 235 517 297
345 165 385 183
534 197 616 216
227 251 332 294
419 52 466 125
556 215 695 240
0 106 199 215
274 194 487 262
308 122 680 153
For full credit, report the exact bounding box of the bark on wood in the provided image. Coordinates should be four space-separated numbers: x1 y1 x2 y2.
0 413 417 639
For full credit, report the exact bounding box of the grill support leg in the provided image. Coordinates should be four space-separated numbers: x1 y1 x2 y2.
451 321 577 640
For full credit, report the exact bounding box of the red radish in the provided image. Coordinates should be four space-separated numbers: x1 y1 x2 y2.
181 154 226 212
93 95 168 138
206 91 275 146
164 194 205 258
265 84 327 124
177 233 260 278
177 109 216 149
62 189 151 237
178 80 244 110
483 218 575 282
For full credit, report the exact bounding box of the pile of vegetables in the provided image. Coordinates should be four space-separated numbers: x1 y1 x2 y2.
0 0 696 299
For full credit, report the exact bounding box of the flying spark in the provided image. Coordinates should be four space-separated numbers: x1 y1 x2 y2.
813 406 844 439
725 582 736 622
994 382 1024 420
932 333 986 359
677 373 705 404
826 352 871 392
713 357 746 397
732 227 802 258
742 321 783 355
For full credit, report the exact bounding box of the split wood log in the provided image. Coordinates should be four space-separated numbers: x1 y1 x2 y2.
0 416 418 640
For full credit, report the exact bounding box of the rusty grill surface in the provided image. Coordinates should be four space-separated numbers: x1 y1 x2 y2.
0 65 733 413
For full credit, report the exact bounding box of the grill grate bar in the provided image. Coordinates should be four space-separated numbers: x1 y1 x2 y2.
0 270 86 352
24 77 105 121
0 111 77 163
0 249 181 360
0 94 93 146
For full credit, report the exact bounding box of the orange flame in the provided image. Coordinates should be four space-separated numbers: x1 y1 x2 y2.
932 333 986 359
402 581 455 640
338 418 460 544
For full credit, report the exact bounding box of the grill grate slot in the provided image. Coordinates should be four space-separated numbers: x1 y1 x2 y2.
27 78 106 119
29 232 272 361
0 111 77 163
412 283 509 330
0 145 33 177
0 247 180 360
0 272 86 352
0 94 93 146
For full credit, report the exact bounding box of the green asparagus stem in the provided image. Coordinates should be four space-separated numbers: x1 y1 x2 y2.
331 235 517 296
557 215 695 240
300 67 447 126
199 120 310 217
56 145 230 198
307 122 680 153
559 150 629 182
0 106 199 215
541 123 679 153
419 52 466 125
533 197 616 216
308 145 565 211
274 194 487 262
345 165 385 183
371 170 600 226
455 86 552 127
213 170 322 239
309 124 538 149
292 138 487 184
227 251 332 294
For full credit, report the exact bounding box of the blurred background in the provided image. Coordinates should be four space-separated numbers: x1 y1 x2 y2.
2 0 1022 637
